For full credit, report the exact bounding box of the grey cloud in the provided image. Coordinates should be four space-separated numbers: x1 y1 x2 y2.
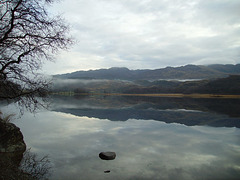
43 0 240 74
196 0 240 26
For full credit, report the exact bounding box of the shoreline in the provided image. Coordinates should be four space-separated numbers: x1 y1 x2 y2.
92 93 240 98
52 92 240 99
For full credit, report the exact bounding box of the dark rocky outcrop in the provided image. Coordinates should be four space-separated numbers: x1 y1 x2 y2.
0 120 27 179
0 122 26 153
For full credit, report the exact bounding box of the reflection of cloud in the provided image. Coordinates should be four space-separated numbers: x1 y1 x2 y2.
148 108 203 113
168 109 202 112
6 108 239 180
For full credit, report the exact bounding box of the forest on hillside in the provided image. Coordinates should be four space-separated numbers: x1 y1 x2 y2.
51 75 240 95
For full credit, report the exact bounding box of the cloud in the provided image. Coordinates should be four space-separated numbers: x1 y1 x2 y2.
43 0 240 74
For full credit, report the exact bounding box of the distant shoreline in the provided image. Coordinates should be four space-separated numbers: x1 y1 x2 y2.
52 92 240 99
92 93 240 98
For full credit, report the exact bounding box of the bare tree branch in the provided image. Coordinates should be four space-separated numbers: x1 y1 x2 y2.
0 0 73 111
0 0 22 43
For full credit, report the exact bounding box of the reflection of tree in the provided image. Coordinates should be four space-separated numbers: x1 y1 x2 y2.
20 148 52 180
0 114 51 179
0 148 52 180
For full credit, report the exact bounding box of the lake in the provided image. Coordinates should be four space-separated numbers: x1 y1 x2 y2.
1 95 240 180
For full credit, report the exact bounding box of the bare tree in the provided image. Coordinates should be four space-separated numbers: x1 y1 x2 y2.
0 147 52 180
0 0 73 111
20 148 52 180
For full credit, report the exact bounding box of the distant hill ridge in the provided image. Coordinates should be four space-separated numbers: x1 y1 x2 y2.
54 64 240 80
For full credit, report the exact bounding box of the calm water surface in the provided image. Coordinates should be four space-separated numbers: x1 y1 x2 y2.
2 95 240 180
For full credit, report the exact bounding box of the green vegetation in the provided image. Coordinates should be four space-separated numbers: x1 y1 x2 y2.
124 75 240 95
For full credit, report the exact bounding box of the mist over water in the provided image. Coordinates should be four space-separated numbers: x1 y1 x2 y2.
1 95 240 179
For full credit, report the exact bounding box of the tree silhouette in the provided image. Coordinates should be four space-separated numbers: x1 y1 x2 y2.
0 0 73 111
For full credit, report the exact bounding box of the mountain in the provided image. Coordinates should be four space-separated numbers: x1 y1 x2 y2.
55 67 135 80
54 64 240 80
52 64 240 95
207 64 240 73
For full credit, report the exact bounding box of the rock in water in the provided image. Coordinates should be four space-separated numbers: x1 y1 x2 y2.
99 152 116 160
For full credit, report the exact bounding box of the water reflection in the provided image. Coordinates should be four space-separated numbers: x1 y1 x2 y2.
0 145 51 179
51 95 240 127
11 110 240 180
1 96 240 180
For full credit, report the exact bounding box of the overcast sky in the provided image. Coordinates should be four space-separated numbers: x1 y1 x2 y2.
41 0 240 75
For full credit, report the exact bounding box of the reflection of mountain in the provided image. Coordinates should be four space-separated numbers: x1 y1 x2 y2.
51 95 240 128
